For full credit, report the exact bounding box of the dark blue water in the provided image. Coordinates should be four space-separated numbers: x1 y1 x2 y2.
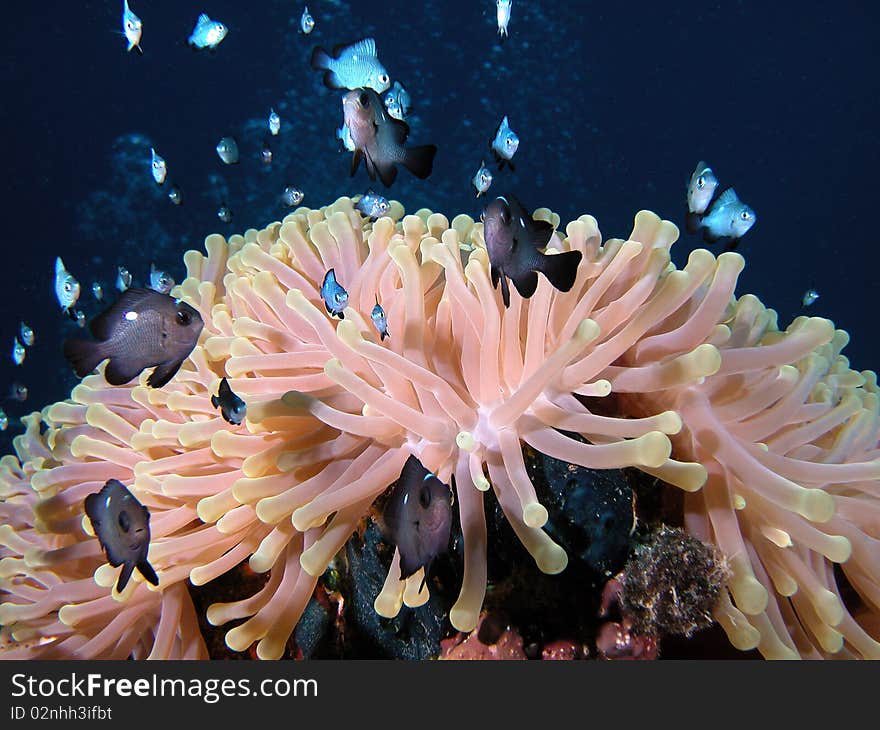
1 1 878 453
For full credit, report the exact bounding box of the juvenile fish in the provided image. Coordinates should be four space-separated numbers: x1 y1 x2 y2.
218 204 233 223
116 266 132 292
63 288 203 388
167 184 183 206
122 0 143 54
211 377 247 425
9 382 28 402
149 263 175 294
355 190 390 220
188 13 228 49
497 0 512 42
92 282 104 301
150 148 167 185
321 269 348 319
216 136 239 165
12 338 25 366
490 115 519 170
802 287 819 308
482 193 582 308
697 187 756 250
472 160 493 197
0 408 7 431
300 6 315 35
281 187 304 207
84 479 159 593
343 88 437 187
54 257 81 317
685 160 718 234
19 322 34 347
371 297 390 341
384 81 410 121
382 454 453 582
310 38 391 93
268 108 281 136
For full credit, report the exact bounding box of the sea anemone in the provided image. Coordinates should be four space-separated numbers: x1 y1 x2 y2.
1 197 877 659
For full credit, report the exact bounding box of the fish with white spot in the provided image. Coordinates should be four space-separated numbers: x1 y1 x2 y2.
268 108 281 136
216 136 239 165
149 264 175 294
321 269 348 319
802 287 820 308
281 187 305 207
496 0 512 42
371 297 390 341
92 282 104 301
355 190 390 220
116 266 132 292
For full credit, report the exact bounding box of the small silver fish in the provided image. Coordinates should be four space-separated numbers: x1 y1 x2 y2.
698 188 756 249
188 13 228 49
150 148 167 185
300 6 315 35
261 140 273 166
472 160 493 197
336 122 356 152
310 38 391 93
0 408 7 431
12 338 25 366
19 322 34 347
168 184 183 205
54 257 81 315
384 81 410 121
497 0 512 41
491 115 519 170
92 282 104 301
216 136 239 165
371 297 390 341
74 310 86 328
10 382 27 402
116 266 132 292
218 204 233 223
321 269 348 319
268 108 281 136
122 0 143 54
281 186 305 207
355 190 390 220
802 287 820 308
211 377 247 425
149 263 175 294
687 161 718 215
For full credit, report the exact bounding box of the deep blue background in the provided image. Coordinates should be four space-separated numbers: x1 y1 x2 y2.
1 1 878 453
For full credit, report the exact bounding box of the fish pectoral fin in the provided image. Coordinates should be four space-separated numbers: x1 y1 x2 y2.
115 563 136 593
104 355 148 387
499 273 511 308
350 148 364 177
137 560 159 587
146 359 184 388
368 151 397 187
522 217 554 248
685 211 703 235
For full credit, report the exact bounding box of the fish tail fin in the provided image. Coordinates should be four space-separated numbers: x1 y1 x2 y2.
536 250 583 294
310 45 330 70
137 560 159 587
63 339 106 378
685 211 703 235
381 330 389 341
402 144 437 180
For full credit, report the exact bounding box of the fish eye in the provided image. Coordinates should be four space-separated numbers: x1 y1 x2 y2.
740 210 752 220
358 91 369 106
379 74 389 84
419 484 432 509
697 175 705 188
176 309 192 326
64 282 72 292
